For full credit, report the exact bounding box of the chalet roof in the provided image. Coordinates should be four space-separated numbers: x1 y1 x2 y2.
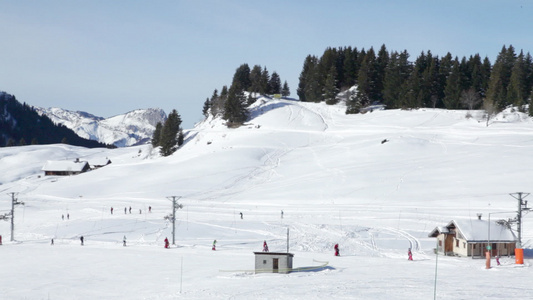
429 219 516 242
42 160 89 172
89 157 111 167
428 226 450 237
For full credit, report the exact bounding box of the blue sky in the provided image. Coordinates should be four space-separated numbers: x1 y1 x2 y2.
1 0 531 129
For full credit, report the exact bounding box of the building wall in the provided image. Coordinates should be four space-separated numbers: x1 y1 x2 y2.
254 253 293 274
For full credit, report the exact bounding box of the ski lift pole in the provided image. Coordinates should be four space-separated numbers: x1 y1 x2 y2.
9 192 24 242
167 196 183 245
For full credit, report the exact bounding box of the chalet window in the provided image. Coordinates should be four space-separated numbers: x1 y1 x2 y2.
263 260 267 264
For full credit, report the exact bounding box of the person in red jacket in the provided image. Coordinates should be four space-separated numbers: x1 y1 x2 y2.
408 248 413 260
164 237 169 249
334 244 339 256
263 240 269 252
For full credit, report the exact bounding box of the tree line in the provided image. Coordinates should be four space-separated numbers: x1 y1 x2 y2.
202 64 290 127
297 44 533 116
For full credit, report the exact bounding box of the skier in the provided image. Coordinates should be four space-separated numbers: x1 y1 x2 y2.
111 207 113 214
164 237 169 249
240 212 243 219
51 238 54 245
496 255 501 266
334 244 340 256
408 248 413 260
62 214 64 220
124 207 127 214
281 210 284 219
67 213 70 220
129 206 132 214
0 235 2 245
149 206 152 213
80 236 84 246
123 236 127 247
212 239 217 251
263 240 269 252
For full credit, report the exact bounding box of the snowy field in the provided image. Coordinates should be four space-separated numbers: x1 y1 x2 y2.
1 98 533 299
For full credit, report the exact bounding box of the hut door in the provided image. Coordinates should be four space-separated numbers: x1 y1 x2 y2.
273 258 279 273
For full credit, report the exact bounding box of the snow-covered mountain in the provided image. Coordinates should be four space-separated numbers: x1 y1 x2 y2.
34 107 167 147
2 97 533 299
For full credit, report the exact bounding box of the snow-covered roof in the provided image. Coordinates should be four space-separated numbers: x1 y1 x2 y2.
431 219 516 242
428 226 450 237
42 160 89 172
89 157 111 167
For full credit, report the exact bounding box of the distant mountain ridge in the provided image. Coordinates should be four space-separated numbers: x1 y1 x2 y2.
0 91 109 148
34 107 167 147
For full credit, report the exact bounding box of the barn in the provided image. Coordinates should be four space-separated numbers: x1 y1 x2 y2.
428 217 516 258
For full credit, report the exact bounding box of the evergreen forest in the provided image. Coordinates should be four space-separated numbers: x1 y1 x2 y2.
297 44 533 116
203 45 533 128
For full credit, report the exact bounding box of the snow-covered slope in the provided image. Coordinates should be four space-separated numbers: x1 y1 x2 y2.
2 98 533 299
34 107 167 147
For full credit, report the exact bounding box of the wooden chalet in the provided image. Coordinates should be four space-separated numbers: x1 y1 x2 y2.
42 159 90 176
429 217 516 258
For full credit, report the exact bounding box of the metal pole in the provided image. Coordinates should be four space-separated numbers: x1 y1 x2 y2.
510 192 529 249
517 192 522 249
167 196 182 245
287 227 289 253
434 238 438 300
11 193 15 242
172 197 176 245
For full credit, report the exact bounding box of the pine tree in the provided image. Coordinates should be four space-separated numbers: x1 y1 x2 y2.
210 88 225 117
529 89 533 116
232 64 251 91
297 55 318 101
261 67 270 94
342 46 358 88
324 66 339 105
151 122 162 147
507 50 527 108
356 47 377 106
487 45 516 109
443 58 462 109
304 65 322 103
269 72 282 94
159 109 182 156
249 65 263 95
223 83 248 127
202 97 210 117
375 44 389 101
346 89 365 114
383 50 411 109
177 129 184 146
281 81 290 96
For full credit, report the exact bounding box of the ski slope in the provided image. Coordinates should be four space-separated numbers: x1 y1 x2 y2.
1 98 533 299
